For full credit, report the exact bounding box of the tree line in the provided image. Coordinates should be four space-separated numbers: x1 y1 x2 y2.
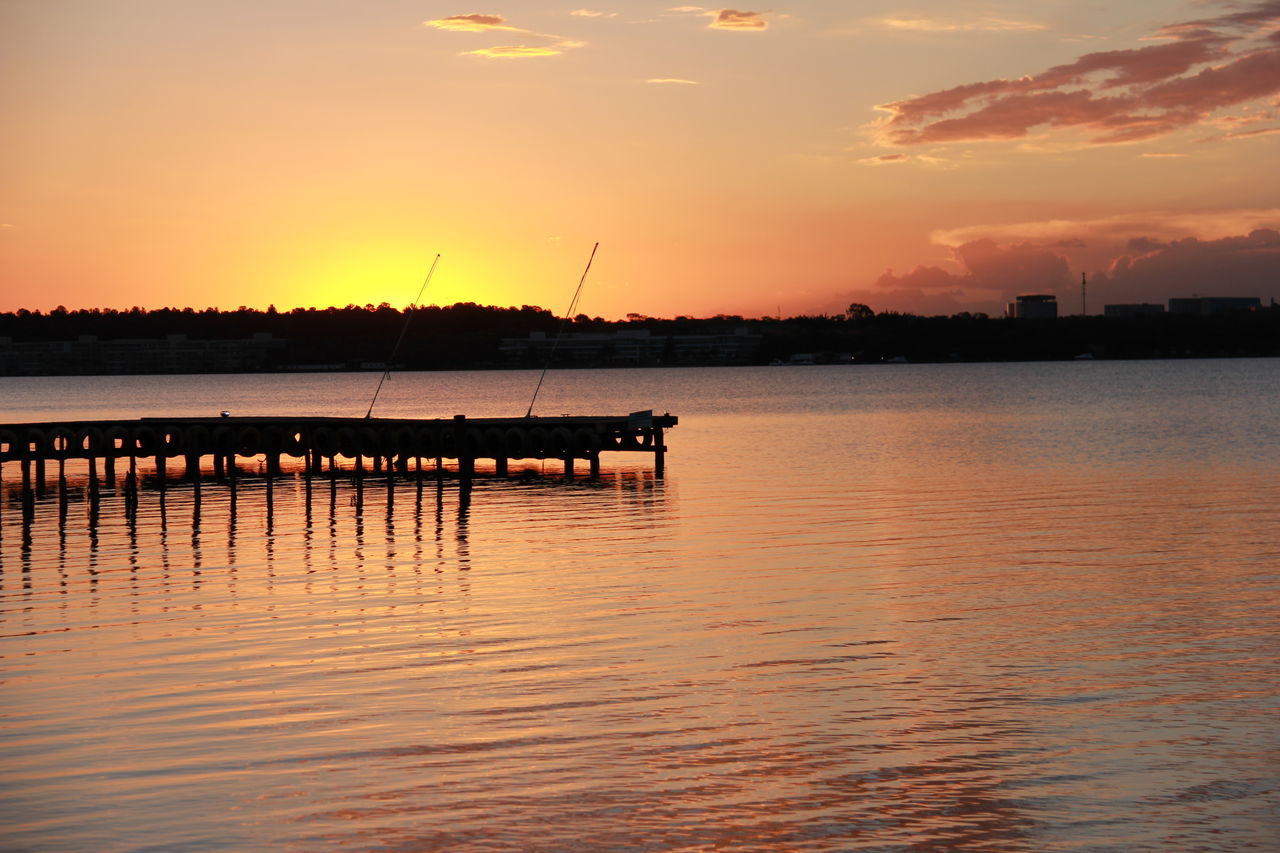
3 302 1280 372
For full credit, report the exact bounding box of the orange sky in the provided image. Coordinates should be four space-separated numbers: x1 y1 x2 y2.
2 2 1278 318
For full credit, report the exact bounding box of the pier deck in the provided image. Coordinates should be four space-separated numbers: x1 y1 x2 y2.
1 413 676 514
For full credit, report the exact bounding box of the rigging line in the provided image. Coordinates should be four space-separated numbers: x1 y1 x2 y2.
525 242 599 418
365 253 441 419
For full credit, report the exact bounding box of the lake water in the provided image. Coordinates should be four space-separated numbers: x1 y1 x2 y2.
2 361 1278 851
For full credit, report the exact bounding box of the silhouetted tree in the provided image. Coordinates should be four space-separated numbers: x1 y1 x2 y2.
846 303 874 322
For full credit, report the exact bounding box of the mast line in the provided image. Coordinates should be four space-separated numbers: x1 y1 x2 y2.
365 253 441 419
525 242 599 418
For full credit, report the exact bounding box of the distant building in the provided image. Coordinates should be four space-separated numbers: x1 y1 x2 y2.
1005 294 1058 319
0 332 285 376
1168 297 1262 315
1104 303 1165 318
499 327 761 367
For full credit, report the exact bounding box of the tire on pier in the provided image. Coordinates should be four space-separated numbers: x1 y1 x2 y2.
161 426 186 458
185 425 212 457
213 426 237 455
281 429 306 457
548 426 574 458
463 427 486 459
572 427 601 456
357 427 381 459
23 427 52 459
132 425 161 456
236 426 261 457
374 426 399 459
482 427 506 459
312 426 338 458
76 426 107 458
503 427 529 459
336 427 359 459
439 426 461 460
525 427 549 459
392 426 416 459
261 425 286 455
104 425 131 456
49 426 78 459
0 427 20 462
415 427 439 459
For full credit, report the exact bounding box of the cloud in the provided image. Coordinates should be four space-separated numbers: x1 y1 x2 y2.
463 45 567 58
709 9 768 30
875 16 1048 33
425 14 523 33
1224 125 1280 138
857 153 907 165
671 7 768 30
873 1 1280 147
1140 151 1188 157
914 153 958 169
1092 228 1280 302
570 9 616 17
425 12 583 58
956 239 1071 293
875 265 968 291
856 210 1280 314
861 240 1072 316
647 78 700 84
931 209 1280 248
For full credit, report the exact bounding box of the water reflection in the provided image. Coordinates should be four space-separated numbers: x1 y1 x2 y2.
4 361 1280 851
0 464 667 598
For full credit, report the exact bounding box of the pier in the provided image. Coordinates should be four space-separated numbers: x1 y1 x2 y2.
0 412 676 520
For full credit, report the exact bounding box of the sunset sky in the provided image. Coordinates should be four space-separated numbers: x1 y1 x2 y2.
3 1 1278 318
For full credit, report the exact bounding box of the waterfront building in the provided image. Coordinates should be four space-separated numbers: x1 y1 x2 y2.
1005 294 1058 319
1104 303 1166 317
0 332 284 376
499 327 762 367
1168 297 1262 315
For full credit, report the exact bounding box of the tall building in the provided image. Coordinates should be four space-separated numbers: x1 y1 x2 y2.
1005 294 1058 319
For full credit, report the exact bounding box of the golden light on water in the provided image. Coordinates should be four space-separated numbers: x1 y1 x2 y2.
3 364 1279 848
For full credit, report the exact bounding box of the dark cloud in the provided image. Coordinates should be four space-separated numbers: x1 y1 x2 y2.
956 239 1072 293
859 228 1280 315
867 240 1071 315
1127 237 1166 252
873 265 962 291
1092 229 1280 302
877 1 1280 146
858 153 908 165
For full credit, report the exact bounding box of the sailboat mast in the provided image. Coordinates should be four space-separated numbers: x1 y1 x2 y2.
364 254 441 419
525 243 599 418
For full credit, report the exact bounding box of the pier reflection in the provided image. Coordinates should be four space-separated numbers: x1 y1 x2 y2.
0 463 671 600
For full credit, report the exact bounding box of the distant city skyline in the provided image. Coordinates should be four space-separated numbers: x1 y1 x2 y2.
2 1 1278 319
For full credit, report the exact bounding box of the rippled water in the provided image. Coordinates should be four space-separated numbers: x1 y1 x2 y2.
2 362 1278 851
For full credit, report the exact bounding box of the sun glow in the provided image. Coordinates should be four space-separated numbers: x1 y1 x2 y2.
260 242 538 313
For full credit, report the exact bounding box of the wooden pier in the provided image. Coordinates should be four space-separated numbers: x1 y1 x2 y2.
0 412 676 519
